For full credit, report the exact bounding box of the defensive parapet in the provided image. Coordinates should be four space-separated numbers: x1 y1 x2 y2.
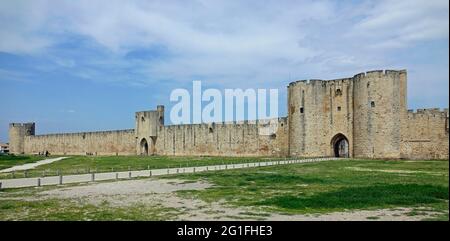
406 108 449 133
407 108 448 116
287 70 407 89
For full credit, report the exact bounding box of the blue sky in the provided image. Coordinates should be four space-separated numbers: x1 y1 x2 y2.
0 0 449 143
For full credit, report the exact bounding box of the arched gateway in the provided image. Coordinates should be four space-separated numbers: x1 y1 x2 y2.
331 134 349 158
140 138 149 156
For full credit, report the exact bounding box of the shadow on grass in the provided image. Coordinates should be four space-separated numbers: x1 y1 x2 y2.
244 174 327 185
0 155 33 161
257 184 448 210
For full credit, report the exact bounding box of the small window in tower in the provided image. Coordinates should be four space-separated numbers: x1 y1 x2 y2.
371 101 375 108
336 88 342 96
141 116 145 122
270 133 277 140
300 107 304 113
209 127 214 133
337 106 341 111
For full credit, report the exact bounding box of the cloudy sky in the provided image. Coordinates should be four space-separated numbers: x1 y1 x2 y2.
0 0 448 142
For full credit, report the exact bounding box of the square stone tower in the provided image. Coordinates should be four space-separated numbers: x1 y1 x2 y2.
135 105 164 155
8 122 35 154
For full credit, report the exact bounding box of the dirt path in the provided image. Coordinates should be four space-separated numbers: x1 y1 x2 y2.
0 157 67 173
0 157 337 188
19 177 441 221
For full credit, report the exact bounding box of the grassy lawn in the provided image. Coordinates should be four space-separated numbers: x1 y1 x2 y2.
0 196 179 221
167 159 449 220
0 155 48 170
0 158 447 220
0 155 282 179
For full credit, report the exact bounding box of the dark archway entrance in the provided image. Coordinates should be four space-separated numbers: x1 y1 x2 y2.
140 138 149 156
331 134 349 157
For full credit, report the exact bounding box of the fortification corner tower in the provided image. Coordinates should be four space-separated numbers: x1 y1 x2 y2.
135 105 165 155
352 70 407 159
8 122 35 154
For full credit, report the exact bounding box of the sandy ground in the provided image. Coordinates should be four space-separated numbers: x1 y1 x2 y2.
0 157 67 173
13 178 442 221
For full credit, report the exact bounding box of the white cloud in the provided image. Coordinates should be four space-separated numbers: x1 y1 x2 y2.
60 109 76 114
0 0 448 91
351 0 449 49
0 0 53 53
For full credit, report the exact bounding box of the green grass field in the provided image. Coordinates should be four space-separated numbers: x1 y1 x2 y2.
0 157 448 220
168 159 449 220
0 196 180 221
0 155 281 179
0 155 48 170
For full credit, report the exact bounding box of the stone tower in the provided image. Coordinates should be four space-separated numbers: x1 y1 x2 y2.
8 122 35 154
352 70 407 158
287 70 407 158
287 77 355 157
135 105 165 155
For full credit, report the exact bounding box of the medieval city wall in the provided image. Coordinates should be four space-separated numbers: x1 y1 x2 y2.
401 108 449 159
23 129 136 156
20 118 289 157
154 118 288 157
9 69 448 160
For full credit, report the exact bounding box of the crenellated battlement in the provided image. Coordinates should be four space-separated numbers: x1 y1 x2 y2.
31 129 135 137
288 69 407 88
162 117 287 130
9 122 35 128
407 108 449 118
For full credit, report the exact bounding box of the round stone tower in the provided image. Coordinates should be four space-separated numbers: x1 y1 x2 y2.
352 70 407 158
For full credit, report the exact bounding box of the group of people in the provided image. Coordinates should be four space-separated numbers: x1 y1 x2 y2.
38 151 50 157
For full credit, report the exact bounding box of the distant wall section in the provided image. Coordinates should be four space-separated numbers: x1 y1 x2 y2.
401 108 449 159
154 118 288 157
23 129 136 156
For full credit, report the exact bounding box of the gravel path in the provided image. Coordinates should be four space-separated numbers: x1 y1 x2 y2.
0 157 67 173
0 157 339 189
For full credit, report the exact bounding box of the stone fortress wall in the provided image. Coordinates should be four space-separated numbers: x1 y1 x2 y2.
154 118 289 157
8 69 449 159
12 120 288 157
401 108 449 159
22 129 136 156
